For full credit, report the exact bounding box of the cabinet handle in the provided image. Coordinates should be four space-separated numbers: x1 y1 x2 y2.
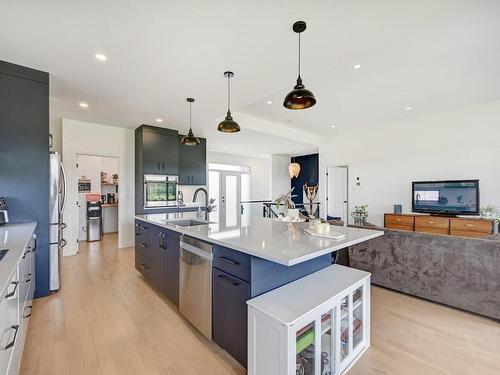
140 263 150 270
139 242 148 248
157 162 161 171
162 163 165 171
23 305 32 319
24 273 32 283
135 224 140 236
5 281 19 299
0 325 19 351
217 274 240 286
395 218 401 221
218 256 240 266
427 221 435 224
465 224 475 227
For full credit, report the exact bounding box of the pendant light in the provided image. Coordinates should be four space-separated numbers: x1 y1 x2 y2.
217 71 240 133
181 97 200 146
288 157 301 178
283 21 316 110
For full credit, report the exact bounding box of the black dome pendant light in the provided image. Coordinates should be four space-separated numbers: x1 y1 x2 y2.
217 71 240 133
283 21 316 110
181 97 200 146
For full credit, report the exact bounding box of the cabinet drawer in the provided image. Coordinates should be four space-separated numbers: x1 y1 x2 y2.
136 252 152 279
136 239 151 258
0 273 20 375
212 268 250 367
213 245 251 282
384 214 414 230
135 221 151 247
415 216 450 235
18 249 31 307
450 219 492 237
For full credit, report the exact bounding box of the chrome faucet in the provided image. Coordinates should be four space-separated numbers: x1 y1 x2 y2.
193 188 209 220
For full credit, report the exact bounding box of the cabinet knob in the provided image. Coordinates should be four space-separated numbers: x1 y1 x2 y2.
465 224 475 227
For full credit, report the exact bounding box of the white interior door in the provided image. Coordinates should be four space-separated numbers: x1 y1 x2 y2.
327 166 348 224
220 172 241 227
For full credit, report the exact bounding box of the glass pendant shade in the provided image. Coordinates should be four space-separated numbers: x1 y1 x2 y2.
218 71 240 133
181 97 200 146
288 162 301 178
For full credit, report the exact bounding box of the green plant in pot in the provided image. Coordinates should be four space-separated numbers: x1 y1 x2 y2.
351 205 368 226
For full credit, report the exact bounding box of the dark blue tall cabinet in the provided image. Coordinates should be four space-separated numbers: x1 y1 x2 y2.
0 60 50 297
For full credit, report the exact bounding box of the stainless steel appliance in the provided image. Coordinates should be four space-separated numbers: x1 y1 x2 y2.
87 201 102 242
179 235 213 340
144 174 178 208
49 151 67 292
0 197 9 226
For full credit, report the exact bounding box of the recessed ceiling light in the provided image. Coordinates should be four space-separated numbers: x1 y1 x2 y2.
353 64 362 69
79 102 89 108
95 53 107 61
406 107 413 111
211 148 215 152
330 125 337 128
266 100 273 104
156 118 163 123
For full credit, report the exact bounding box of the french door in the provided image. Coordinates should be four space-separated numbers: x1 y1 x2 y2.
219 172 241 227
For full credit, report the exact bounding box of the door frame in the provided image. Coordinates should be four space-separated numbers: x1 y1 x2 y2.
325 165 349 226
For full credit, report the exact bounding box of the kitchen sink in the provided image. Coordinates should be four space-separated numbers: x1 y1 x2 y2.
167 219 207 227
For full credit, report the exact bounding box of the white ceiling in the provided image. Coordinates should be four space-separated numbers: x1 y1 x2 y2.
2 0 500 155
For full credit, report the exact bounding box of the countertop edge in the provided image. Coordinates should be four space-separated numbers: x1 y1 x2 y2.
135 216 384 266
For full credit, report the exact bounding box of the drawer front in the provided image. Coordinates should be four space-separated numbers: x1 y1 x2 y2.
135 221 151 247
18 249 31 307
0 273 20 375
135 239 151 258
415 216 450 232
213 245 251 282
450 219 492 235
136 252 152 279
385 214 414 226
385 223 414 231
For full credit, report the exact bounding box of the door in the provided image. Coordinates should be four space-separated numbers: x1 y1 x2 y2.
142 130 163 174
178 136 206 185
327 166 348 224
220 172 241 227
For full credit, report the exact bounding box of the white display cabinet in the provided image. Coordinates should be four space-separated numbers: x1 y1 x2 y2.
247 265 370 375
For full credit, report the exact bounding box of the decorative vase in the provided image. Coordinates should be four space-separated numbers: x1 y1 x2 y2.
287 208 300 220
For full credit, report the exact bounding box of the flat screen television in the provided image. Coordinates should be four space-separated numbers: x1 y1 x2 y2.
412 180 479 216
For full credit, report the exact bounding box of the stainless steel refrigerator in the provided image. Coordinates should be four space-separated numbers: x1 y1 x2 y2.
49 151 67 292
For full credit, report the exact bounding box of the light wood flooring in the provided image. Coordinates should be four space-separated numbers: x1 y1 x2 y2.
20 234 500 375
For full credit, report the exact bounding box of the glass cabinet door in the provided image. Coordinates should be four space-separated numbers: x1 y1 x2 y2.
352 285 364 351
340 294 350 363
320 308 336 375
296 320 315 375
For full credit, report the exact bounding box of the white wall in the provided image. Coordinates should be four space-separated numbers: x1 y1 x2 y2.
271 155 291 200
319 100 500 226
62 119 135 255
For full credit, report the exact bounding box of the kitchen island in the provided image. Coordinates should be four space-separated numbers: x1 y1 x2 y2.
135 212 383 368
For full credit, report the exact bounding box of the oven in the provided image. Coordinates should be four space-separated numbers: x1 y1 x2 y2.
144 174 178 208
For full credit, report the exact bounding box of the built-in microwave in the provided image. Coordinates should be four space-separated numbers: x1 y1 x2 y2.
144 174 178 208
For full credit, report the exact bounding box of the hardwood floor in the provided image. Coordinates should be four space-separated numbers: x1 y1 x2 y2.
21 234 500 375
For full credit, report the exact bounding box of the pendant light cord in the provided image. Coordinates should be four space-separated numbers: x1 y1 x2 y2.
227 75 231 112
189 101 192 130
298 33 301 79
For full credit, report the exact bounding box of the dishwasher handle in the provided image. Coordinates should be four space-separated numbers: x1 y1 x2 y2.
180 241 213 261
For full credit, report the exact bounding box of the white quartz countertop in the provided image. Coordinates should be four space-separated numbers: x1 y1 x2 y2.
0 223 37 298
135 213 383 266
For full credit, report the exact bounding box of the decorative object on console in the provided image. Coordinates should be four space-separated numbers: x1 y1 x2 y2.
181 97 201 145
274 188 298 219
393 204 402 214
480 205 499 234
303 181 318 217
217 71 240 133
283 21 316 110
351 205 368 226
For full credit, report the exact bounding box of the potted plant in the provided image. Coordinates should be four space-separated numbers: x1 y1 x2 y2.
274 188 299 219
480 205 499 234
351 205 368 226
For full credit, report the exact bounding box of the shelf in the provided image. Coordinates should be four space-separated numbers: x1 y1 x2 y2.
341 299 362 320
101 182 118 186
296 329 314 354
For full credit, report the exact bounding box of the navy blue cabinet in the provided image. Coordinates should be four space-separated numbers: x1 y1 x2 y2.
178 135 206 185
135 220 180 306
213 268 250 367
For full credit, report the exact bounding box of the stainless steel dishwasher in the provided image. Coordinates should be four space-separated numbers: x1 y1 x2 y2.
179 235 213 340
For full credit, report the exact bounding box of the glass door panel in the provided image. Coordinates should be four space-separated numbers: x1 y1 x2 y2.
340 295 350 362
219 172 241 227
352 286 364 350
320 309 335 375
296 320 315 375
